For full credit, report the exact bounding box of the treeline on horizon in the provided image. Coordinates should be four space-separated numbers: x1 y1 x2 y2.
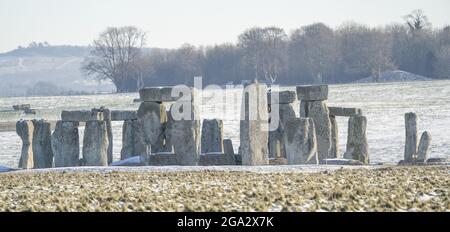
82 9 450 92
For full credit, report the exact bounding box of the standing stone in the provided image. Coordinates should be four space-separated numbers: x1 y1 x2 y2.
121 120 144 160
329 116 339 159
417 131 431 162
283 118 318 165
170 119 200 165
83 120 109 166
32 120 53 168
201 119 224 154
300 100 332 162
223 139 235 155
344 116 369 164
240 81 269 166
137 102 167 153
16 120 34 169
52 121 80 167
404 113 418 163
268 132 283 158
92 108 113 164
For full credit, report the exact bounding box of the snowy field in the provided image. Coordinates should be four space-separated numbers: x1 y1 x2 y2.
1 80 450 168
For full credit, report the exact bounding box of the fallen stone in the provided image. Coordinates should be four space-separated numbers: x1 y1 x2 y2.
328 107 362 117
201 119 224 154
344 116 369 164
148 153 179 166
199 153 236 166
322 159 364 166
24 108 36 115
330 116 339 159
61 110 104 122
82 120 109 166
267 91 296 104
417 131 431 161
426 158 448 164
404 112 418 163
16 120 34 169
111 111 137 121
300 101 332 161
269 158 288 165
13 104 31 111
296 85 328 101
240 81 269 166
32 120 53 169
283 118 318 165
52 121 80 167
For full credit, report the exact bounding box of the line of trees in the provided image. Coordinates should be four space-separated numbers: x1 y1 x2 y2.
82 10 450 92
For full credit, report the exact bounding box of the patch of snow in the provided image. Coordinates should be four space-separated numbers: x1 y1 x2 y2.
0 165 16 173
354 70 433 83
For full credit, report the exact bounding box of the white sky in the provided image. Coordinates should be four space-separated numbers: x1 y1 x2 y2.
0 0 449 53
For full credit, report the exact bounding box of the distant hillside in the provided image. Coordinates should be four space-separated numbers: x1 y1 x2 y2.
354 70 433 83
0 45 115 97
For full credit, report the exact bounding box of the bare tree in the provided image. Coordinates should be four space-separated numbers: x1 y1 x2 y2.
82 26 146 92
404 9 431 32
290 23 338 84
261 27 288 84
238 27 266 81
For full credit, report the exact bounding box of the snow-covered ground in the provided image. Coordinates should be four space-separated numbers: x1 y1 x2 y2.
355 70 433 83
1 80 450 168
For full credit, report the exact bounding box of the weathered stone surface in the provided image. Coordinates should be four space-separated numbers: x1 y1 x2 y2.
235 154 242 165
268 132 283 159
16 120 34 169
417 131 431 161
404 112 418 163
82 120 109 166
426 158 448 164
111 111 137 121
267 91 296 104
13 104 31 111
139 87 182 102
52 121 80 167
31 120 53 169
268 103 296 159
120 120 145 160
322 158 364 166
223 139 234 155
328 107 362 117
61 110 104 122
240 82 269 166
170 120 200 165
344 116 369 164
201 119 224 154
329 116 339 159
137 102 167 148
283 118 318 165
148 153 179 166
199 153 236 166
92 108 113 164
296 85 328 101
300 101 332 161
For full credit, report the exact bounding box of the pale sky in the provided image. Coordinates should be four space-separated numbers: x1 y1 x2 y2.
0 0 449 53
